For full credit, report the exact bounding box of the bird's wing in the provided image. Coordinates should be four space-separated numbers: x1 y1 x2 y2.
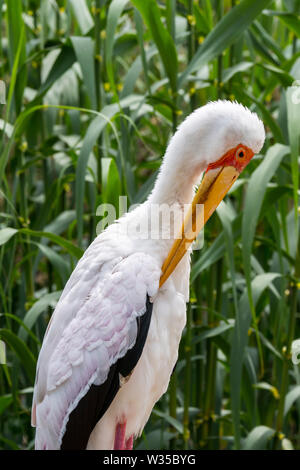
32 249 161 450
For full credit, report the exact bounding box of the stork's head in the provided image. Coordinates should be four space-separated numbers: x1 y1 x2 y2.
169 100 265 174
159 100 266 286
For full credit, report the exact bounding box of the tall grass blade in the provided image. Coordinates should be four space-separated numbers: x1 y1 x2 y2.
180 0 272 85
131 0 178 94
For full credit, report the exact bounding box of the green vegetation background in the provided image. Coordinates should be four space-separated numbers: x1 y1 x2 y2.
0 0 299 450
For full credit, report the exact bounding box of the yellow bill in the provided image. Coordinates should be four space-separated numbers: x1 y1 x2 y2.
159 143 256 287
159 166 239 287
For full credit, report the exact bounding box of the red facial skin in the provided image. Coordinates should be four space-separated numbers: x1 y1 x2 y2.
206 144 254 174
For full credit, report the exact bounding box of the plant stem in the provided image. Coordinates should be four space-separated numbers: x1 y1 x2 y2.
276 235 300 436
201 263 215 446
94 0 102 112
188 0 196 110
18 150 34 299
217 1 224 99
183 304 192 449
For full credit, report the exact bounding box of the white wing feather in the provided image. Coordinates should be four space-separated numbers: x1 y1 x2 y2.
32 229 161 449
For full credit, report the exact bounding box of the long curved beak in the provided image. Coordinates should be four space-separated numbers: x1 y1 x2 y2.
159 166 239 287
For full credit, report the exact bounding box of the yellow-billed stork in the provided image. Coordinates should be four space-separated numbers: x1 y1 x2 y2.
32 100 265 450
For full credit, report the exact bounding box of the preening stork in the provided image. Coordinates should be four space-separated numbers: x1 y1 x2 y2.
32 100 265 450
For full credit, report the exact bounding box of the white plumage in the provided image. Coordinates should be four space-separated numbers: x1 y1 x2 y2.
32 101 265 450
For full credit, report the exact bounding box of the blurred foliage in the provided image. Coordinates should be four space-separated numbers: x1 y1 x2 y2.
0 0 300 451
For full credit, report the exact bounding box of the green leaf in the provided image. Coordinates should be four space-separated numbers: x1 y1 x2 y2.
193 320 235 344
75 104 119 245
242 145 289 289
230 273 281 449
19 291 62 342
121 47 157 98
0 329 36 384
68 0 93 35
137 429 174 450
0 119 13 138
0 21 25 163
34 242 70 284
0 338 5 364
217 201 238 315
193 3 210 34
133 9 151 93
37 46 76 99
19 228 83 259
242 425 275 450
152 409 183 434
1 313 39 345
284 385 300 418
0 394 12 415
180 0 272 85
0 227 17 246
286 85 300 236
106 0 129 89
132 0 178 93
44 210 77 236
258 330 282 360
102 157 121 209
223 61 253 83
6 0 27 114
71 37 97 109
253 382 280 399
281 438 294 450
251 20 285 62
237 87 284 142
248 30 280 67
258 63 294 87
191 214 242 281
0 435 19 450
263 10 300 37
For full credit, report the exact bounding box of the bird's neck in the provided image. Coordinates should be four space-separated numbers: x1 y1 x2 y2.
148 144 205 207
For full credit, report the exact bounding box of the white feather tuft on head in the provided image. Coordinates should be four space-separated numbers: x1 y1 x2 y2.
168 100 265 166
149 100 265 204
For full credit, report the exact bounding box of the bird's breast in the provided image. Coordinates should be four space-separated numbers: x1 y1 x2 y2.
115 286 187 432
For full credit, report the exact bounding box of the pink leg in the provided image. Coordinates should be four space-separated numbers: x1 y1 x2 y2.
114 422 127 450
125 435 134 450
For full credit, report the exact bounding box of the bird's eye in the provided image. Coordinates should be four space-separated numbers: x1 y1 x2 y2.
236 148 245 159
